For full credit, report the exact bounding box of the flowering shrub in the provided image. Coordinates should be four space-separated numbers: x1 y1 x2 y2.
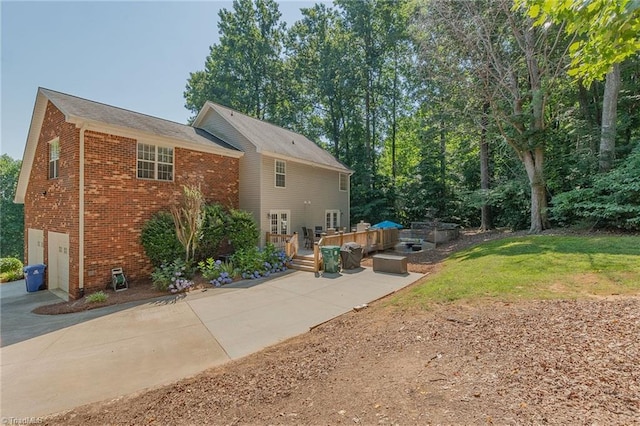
198 258 236 287
231 244 291 280
151 259 195 292
168 278 194 293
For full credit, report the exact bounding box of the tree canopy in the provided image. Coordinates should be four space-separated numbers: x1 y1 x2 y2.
184 0 640 233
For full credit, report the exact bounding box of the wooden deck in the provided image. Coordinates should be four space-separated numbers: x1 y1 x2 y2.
267 228 399 273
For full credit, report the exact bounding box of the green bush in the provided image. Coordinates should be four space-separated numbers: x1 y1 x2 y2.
86 291 108 303
196 203 228 261
551 146 640 230
0 257 24 282
0 257 23 274
151 258 195 292
141 211 183 267
198 258 236 286
231 244 290 280
226 209 259 252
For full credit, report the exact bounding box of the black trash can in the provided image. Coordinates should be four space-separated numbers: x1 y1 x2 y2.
340 243 363 270
24 264 46 292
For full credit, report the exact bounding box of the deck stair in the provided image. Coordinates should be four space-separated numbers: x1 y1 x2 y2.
289 254 316 272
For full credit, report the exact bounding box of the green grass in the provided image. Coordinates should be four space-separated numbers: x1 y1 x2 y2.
391 235 640 309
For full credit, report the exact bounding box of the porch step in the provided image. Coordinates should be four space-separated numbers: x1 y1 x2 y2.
289 255 316 273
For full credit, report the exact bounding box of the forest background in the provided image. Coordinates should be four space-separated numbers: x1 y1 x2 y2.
2 0 639 260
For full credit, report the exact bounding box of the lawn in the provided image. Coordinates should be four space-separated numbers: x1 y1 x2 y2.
394 235 640 308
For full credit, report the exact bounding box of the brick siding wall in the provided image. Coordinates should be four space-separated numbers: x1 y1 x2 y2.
25 101 240 298
24 101 81 296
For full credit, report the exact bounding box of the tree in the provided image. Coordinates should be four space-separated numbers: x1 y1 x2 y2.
171 185 205 263
414 0 571 233
517 1 639 173
0 155 24 260
517 0 640 85
599 63 621 172
184 0 287 122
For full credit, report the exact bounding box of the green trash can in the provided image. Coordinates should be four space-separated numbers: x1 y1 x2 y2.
321 245 341 273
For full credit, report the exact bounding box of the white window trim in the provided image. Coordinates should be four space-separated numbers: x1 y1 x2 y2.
48 138 60 179
269 210 291 235
137 142 174 182
339 173 348 192
325 209 340 230
275 159 286 188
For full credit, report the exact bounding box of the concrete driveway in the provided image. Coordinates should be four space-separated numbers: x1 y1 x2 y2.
0 267 423 419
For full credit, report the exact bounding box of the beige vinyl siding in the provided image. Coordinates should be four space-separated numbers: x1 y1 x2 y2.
197 109 262 224
196 107 350 246
261 156 349 239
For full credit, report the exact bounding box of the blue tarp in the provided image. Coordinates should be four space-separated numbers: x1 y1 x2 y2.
372 220 403 229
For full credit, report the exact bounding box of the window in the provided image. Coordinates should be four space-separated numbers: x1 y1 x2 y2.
137 143 173 181
339 173 348 191
325 210 340 230
275 160 286 188
49 139 59 179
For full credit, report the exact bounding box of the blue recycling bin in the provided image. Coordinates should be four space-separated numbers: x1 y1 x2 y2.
24 264 46 292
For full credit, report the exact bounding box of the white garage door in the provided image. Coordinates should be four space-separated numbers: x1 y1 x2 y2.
47 231 69 293
27 228 44 265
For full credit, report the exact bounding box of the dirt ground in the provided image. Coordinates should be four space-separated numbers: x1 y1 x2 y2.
44 229 640 425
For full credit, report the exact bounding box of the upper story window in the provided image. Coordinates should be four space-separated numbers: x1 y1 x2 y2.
339 173 348 192
137 143 173 181
49 139 60 179
275 160 286 188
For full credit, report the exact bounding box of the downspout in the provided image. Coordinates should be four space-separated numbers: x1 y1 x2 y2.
78 124 87 296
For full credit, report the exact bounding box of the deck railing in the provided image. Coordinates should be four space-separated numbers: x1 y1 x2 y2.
265 232 299 258
312 228 399 273
267 228 399 273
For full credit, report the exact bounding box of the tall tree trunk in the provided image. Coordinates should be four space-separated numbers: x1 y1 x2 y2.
480 102 492 231
599 63 621 173
522 148 549 233
439 116 446 196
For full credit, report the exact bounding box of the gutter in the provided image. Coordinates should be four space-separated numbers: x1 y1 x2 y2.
78 123 86 294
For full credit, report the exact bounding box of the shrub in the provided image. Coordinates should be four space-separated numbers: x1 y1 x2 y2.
0 257 23 274
151 258 195 292
0 257 24 282
226 209 259 252
550 146 640 230
86 291 108 303
198 258 236 287
196 203 228 261
231 244 290 280
141 211 183 267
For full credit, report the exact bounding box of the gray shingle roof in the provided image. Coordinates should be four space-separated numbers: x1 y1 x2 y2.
205 102 352 172
40 88 238 152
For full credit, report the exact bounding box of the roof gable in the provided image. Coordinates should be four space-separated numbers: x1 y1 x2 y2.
40 88 239 153
194 102 352 173
15 88 242 203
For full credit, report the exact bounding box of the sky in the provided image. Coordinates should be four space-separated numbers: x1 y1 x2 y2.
1 0 319 161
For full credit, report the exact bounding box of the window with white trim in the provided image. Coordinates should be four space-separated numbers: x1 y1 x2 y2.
325 209 340 230
339 173 348 191
137 143 173 181
275 160 286 188
49 139 60 179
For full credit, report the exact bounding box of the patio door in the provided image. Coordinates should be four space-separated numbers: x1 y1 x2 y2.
269 210 290 235
325 210 340 230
